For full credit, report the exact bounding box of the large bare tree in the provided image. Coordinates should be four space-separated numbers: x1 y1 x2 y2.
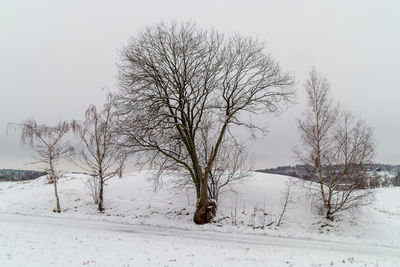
76 95 125 212
11 119 76 213
114 21 294 224
296 68 375 220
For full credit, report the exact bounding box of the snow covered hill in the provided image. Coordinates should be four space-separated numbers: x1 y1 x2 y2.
0 172 399 266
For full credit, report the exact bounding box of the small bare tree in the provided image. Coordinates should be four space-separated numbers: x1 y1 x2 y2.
114 21 294 224
76 95 125 212
296 68 375 220
117 155 127 178
207 143 250 204
85 175 101 204
277 178 293 227
197 113 250 204
11 119 76 213
170 118 251 207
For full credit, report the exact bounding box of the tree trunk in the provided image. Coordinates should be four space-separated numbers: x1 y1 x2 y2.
326 202 333 220
193 173 216 224
98 177 104 212
326 210 333 221
53 178 61 213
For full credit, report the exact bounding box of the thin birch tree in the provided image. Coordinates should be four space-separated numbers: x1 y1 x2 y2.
296 68 375 220
76 95 125 212
12 119 76 213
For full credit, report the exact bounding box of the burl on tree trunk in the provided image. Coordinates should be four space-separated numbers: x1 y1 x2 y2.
193 200 217 225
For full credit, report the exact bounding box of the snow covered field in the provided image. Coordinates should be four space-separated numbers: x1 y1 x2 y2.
0 172 399 266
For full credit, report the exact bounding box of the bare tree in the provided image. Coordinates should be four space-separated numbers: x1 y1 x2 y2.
11 119 76 213
117 155 127 178
114 21 294 224
85 174 101 204
204 140 250 204
277 178 293 226
194 113 251 204
207 144 250 204
296 68 375 220
75 95 125 212
168 117 251 206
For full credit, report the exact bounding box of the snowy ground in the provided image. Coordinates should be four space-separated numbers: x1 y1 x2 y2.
1 213 399 267
0 172 399 266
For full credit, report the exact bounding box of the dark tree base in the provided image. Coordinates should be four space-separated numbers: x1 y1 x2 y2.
194 201 217 225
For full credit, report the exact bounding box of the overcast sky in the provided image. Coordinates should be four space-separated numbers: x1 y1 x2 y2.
1 0 399 171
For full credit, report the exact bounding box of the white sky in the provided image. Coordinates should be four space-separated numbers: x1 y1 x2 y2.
1 0 399 170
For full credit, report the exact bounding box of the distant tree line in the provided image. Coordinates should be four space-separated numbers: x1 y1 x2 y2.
0 169 47 181
256 164 400 188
